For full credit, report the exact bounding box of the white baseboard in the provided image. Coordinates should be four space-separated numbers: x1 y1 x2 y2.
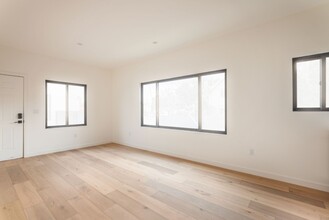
24 140 111 158
113 141 329 192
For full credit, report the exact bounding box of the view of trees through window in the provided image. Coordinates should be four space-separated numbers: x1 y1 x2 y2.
141 70 226 134
46 81 86 128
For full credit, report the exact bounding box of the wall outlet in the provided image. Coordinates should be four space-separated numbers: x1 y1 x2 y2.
249 149 255 156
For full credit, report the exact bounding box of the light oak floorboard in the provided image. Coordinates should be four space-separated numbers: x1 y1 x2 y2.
14 181 42 209
24 203 55 220
38 187 77 219
74 183 115 212
0 143 328 220
104 204 139 220
67 196 109 220
6 165 28 185
0 200 27 220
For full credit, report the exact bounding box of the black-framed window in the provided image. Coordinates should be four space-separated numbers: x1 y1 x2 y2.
293 52 329 111
46 80 87 128
141 70 227 134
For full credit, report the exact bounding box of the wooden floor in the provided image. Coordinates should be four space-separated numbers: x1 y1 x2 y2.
0 144 328 220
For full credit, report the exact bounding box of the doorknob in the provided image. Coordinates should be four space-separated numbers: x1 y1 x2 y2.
14 120 23 124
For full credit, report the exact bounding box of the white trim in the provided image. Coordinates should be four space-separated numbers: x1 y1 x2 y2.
24 141 111 157
114 141 329 192
0 70 26 78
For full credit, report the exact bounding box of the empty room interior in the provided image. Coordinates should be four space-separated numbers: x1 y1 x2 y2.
1 0 329 219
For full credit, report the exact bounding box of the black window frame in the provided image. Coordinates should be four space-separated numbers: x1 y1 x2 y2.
141 69 227 134
46 80 87 128
293 52 329 111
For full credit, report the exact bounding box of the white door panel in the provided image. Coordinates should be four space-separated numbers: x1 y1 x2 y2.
0 75 23 161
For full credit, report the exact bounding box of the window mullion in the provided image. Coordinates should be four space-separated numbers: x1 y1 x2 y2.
321 57 326 110
292 61 297 111
198 76 202 130
156 82 159 127
66 84 69 126
140 84 144 126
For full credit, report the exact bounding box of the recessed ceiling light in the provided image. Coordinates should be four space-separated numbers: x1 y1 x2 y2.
77 42 83 46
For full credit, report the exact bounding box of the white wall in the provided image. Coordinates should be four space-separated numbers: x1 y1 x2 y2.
111 5 329 191
0 46 112 157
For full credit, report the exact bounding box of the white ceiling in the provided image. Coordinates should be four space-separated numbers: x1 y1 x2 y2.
0 0 328 70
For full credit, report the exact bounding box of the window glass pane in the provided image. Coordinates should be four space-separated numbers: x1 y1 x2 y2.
68 85 85 125
296 59 321 108
159 77 198 129
326 57 329 108
47 83 66 126
142 83 156 126
201 73 225 131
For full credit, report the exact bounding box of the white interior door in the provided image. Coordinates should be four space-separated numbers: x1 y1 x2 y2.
0 74 24 161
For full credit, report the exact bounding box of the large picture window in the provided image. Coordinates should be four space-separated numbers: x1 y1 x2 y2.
46 80 87 128
293 52 329 111
141 70 227 134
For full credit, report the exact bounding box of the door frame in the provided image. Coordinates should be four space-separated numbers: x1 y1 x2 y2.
0 72 25 159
